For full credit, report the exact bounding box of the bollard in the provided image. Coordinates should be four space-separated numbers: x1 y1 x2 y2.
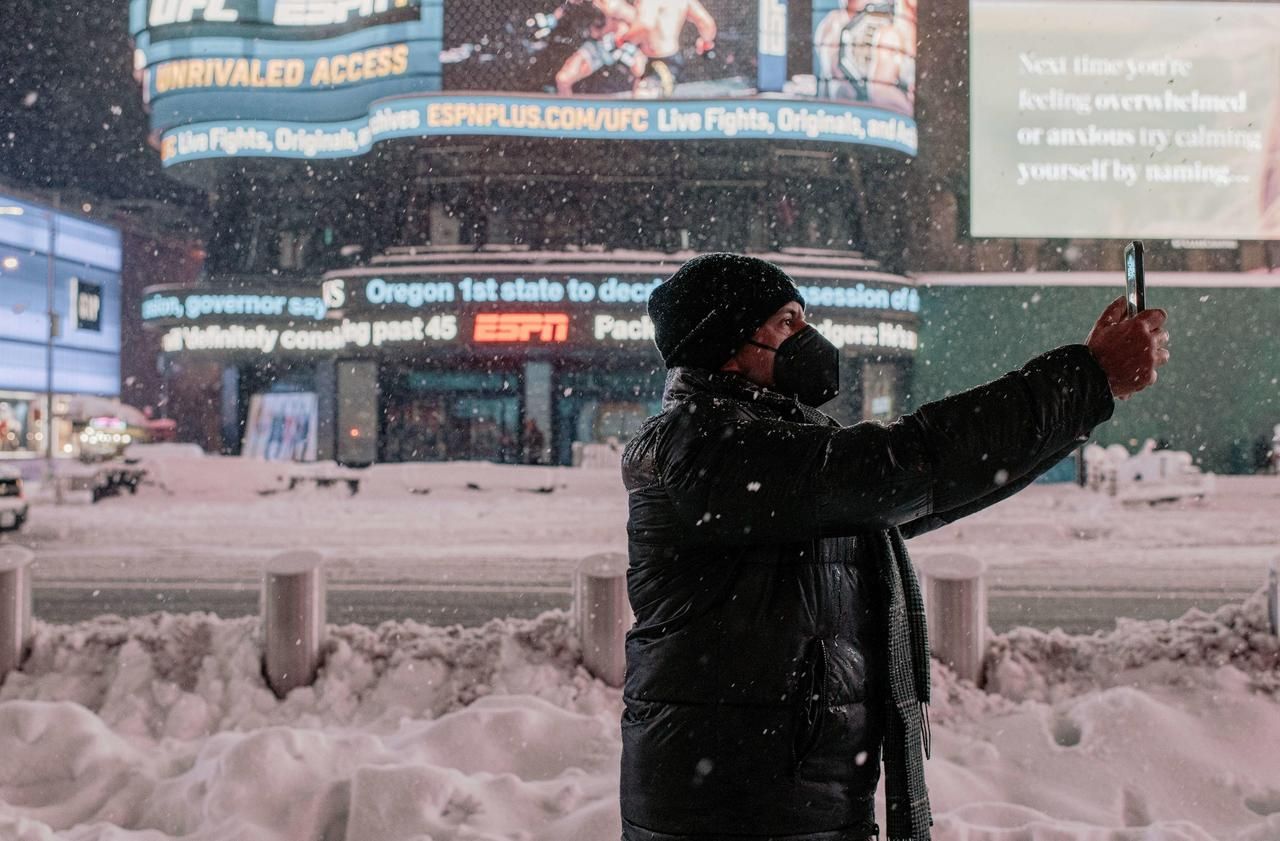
261 550 326 698
917 553 988 686
0 545 35 684
574 553 632 687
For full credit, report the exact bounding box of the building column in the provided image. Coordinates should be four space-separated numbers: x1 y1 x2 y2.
336 359 379 467
523 360 553 464
219 365 240 455
314 359 336 462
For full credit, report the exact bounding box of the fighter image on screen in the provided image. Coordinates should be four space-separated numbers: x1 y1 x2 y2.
440 0 745 99
616 0 717 97
814 0 914 112
550 0 646 95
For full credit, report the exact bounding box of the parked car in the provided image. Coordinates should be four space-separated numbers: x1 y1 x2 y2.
0 467 28 531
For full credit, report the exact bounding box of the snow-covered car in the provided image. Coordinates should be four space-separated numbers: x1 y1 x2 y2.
0 467 28 531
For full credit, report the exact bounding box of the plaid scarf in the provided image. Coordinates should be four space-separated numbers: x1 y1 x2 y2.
880 529 933 841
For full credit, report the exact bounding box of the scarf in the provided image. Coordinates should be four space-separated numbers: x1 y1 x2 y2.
880 528 933 840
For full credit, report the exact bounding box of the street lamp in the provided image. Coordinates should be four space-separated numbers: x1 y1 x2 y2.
0 202 61 503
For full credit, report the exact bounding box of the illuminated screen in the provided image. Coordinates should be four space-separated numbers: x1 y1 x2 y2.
135 0 424 40
141 274 921 354
133 0 920 164
970 0 1280 240
242 392 319 461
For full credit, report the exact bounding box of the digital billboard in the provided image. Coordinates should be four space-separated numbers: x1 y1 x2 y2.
970 0 1280 240
140 273 921 355
134 0 425 41
132 0 920 164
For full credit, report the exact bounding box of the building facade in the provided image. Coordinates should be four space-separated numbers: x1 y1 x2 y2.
0 191 123 469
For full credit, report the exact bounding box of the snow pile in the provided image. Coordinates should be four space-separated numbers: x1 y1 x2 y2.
913 594 1280 841
925 657 1280 841
2 610 615 737
0 611 623 841
0 694 621 841
986 589 1280 703
1081 440 1216 504
1 603 1278 840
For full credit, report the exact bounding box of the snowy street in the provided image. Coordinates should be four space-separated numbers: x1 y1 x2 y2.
7 452 1278 633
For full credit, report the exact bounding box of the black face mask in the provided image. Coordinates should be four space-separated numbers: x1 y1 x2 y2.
748 326 840 407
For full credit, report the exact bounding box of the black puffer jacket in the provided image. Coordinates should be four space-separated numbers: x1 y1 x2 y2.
620 345 1115 841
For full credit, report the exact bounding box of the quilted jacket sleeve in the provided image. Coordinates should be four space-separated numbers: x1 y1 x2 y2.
656 344 1114 546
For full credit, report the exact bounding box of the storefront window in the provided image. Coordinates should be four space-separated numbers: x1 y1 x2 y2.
0 395 33 453
862 361 905 422
383 368 522 463
554 368 665 464
0 391 77 457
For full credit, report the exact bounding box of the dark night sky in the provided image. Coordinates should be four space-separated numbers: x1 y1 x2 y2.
1 0 202 212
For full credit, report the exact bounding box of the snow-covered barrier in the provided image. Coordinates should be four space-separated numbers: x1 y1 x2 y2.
572 439 624 469
1083 440 1216 504
0 610 611 736
984 588 1280 704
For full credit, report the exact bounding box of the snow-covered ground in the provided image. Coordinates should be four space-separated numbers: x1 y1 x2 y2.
909 470 1278 598
17 455 627 587
12 450 1280 604
1 594 1278 841
2 452 1278 840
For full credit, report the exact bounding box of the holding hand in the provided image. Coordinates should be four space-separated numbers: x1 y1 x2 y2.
1085 296 1170 400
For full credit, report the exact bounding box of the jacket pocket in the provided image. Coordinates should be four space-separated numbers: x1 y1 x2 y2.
791 636 829 770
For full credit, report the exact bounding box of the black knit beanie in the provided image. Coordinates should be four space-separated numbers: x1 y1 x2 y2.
648 253 805 370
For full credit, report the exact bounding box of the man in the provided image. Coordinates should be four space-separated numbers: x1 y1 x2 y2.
617 0 716 97
620 253 1169 841
815 0 912 112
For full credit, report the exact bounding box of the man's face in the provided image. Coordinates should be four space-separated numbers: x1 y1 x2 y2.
720 302 807 388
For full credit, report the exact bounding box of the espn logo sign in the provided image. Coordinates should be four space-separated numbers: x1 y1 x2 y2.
473 312 570 343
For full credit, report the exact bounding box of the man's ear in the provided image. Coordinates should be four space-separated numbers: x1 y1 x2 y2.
720 346 745 374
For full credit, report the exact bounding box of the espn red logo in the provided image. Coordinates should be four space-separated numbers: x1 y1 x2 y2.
473 312 570 343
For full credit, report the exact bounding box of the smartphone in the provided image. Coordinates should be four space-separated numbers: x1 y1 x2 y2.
1124 241 1145 317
